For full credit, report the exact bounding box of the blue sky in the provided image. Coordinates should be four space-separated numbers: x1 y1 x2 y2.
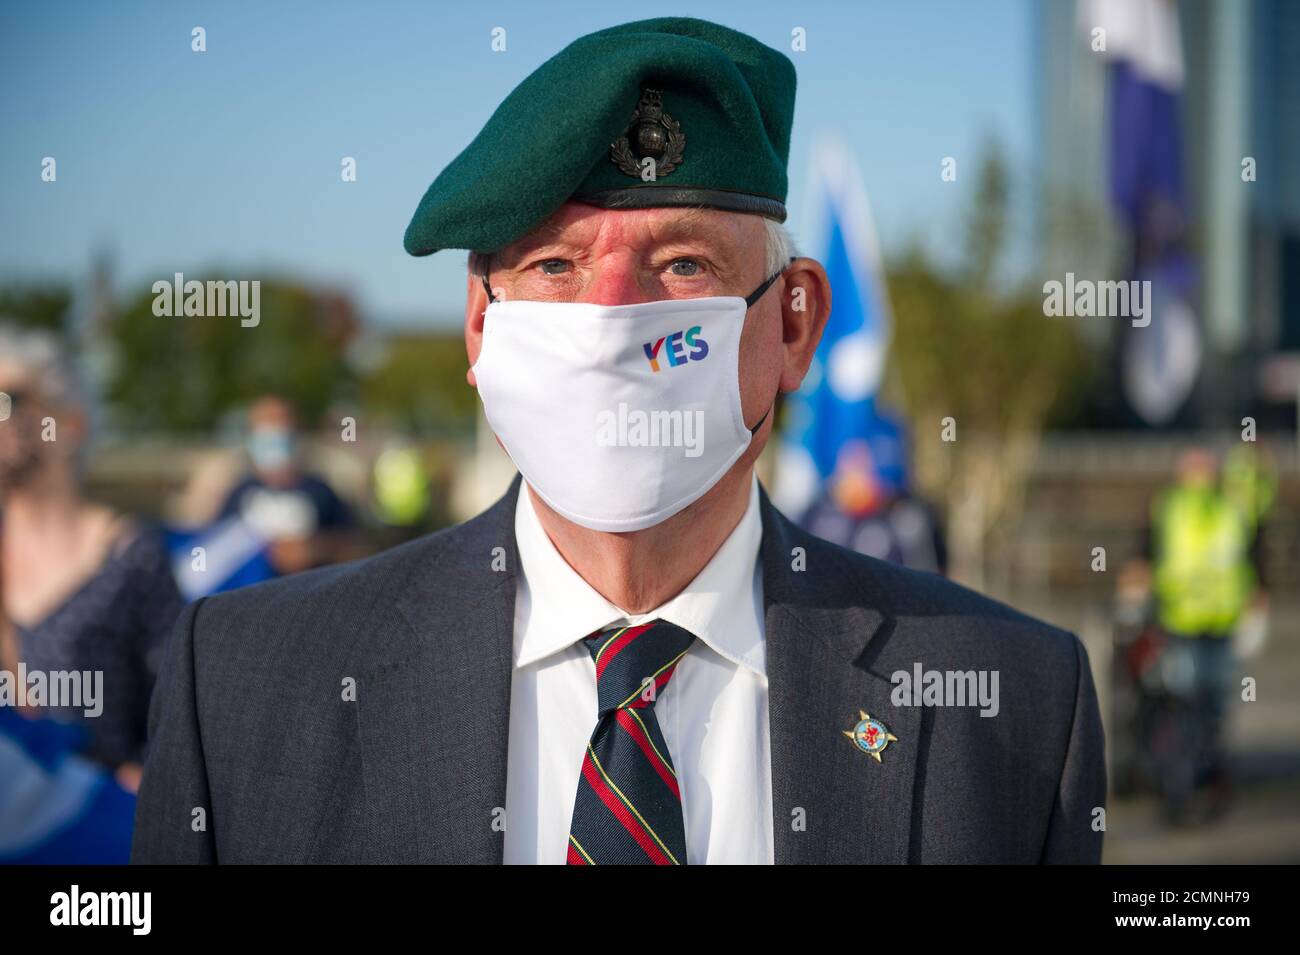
0 0 1036 327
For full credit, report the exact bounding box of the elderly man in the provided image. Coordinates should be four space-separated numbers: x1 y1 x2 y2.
133 17 1105 864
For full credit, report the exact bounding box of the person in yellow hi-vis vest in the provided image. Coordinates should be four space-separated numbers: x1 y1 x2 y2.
1152 450 1256 639
1148 447 1260 813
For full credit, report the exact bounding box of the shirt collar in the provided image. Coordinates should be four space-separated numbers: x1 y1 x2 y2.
513 474 765 676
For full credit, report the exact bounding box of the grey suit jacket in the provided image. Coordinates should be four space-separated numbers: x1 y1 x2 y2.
132 475 1105 863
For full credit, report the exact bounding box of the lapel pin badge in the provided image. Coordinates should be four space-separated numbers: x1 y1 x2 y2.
843 710 898 763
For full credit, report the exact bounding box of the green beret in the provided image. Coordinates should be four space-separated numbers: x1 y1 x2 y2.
403 17 796 257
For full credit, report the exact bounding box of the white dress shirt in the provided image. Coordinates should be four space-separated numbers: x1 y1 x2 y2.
503 474 774 864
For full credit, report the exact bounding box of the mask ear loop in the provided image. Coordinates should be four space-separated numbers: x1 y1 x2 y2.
743 257 794 307
743 257 796 435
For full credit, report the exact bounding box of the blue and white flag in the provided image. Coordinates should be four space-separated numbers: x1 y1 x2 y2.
0 708 135 864
167 517 275 601
774 136 902 518
1081 0 1200 425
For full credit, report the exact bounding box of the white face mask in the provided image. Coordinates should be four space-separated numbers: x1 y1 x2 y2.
471 270 783 532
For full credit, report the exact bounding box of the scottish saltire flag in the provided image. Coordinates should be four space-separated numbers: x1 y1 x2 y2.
1081 0 1200 425
167 517 275 601
773 137 903 518
0 708 135 864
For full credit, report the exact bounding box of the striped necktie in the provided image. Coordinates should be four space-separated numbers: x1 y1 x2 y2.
566 620 696 865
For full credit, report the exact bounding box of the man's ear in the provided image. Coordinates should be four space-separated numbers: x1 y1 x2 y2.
778 257 832 394
464 271 491 388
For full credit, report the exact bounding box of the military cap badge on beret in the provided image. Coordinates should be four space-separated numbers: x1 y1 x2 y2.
610 88 686 179
403 17 796 257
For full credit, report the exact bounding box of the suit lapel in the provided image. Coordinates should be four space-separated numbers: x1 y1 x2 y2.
760 487 921 864
357 476 522 863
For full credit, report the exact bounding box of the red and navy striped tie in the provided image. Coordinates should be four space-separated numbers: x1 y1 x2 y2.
566 620 695 865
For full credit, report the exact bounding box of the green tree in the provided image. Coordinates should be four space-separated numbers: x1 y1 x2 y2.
885 146 1089 588
0 284 73 333
358 333 479 436
104 277 358 432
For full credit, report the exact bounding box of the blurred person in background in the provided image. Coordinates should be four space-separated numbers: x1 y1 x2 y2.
0 324 183 792
368 440 432 546
217 394 356 577
798 428 947 576
1220 442 1277 662
1 614 136 863
1119 446 1266 822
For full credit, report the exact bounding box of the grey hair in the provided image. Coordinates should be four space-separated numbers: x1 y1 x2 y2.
0 322 85 411
761 218 798 276
467 217 799 283
467 249 492 280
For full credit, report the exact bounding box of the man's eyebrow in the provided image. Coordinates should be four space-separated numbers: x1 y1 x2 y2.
496 228 585 265
500 208 740 263
650 211 742 247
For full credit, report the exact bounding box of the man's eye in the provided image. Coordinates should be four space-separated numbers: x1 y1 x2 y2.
538 259 570 275
668 259 701 277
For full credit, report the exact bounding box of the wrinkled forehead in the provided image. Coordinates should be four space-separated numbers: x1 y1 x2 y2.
493 203 764 263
